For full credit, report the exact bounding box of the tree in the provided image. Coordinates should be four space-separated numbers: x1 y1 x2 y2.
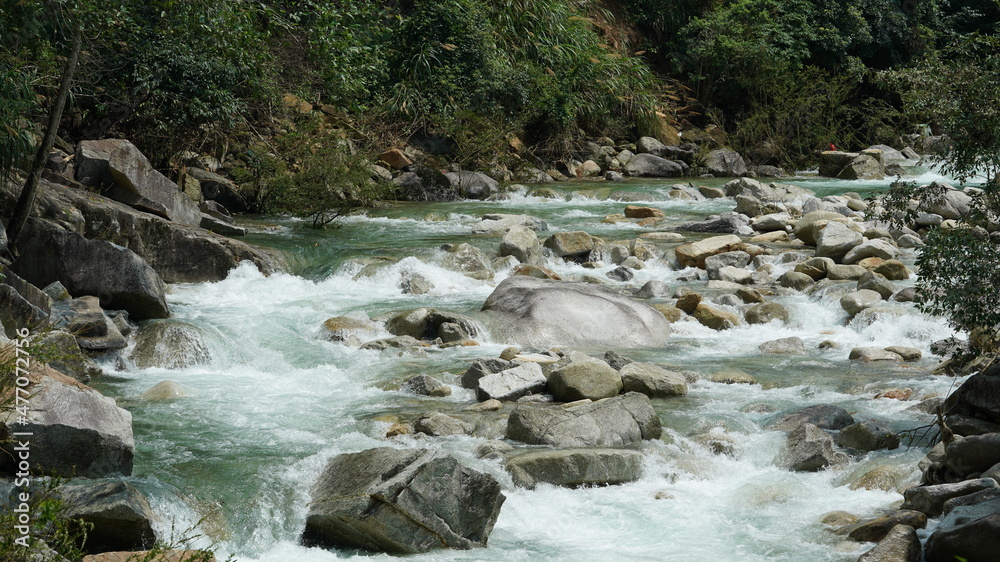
873 35 1000 354
5 26 82 253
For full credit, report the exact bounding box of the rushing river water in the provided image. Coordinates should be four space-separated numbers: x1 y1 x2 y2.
93 170 966 561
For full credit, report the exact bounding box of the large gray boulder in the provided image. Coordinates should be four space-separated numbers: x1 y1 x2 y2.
925 186 973 220
925 497 1000 562
705 148 748 177
301 448 505 554
12 218 169 319
77 139 201 226
0 367 134 478
462 358 518 390
58 481 157 553
624 153 684 177
0 178 282 283
505 448 644 489
481 276 671 348
505 392 661 447
542 231 595 258
836 420 900 452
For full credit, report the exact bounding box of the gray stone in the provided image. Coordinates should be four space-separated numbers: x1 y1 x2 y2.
602 350 634 370
836 420 900 452
505 392 662 447
359 336 424 351
624 153 684 177
858 272 896 299
795 256 836 280
50 296 128 352
902 479 999 517
838 154 884 180
42 280 71 301
445 171 498 200
841 289 883 316
674 235 743 268
462 357 518 390
414 413 473 436
481 276 672 348
543 231 595 258
843 239 900 264
548 356 623 401
794 211 847 245
129 320 211 369
442 243 494 278
840 511 927 543
925 497 1000 562
815 221 863 260
717 265 752 284
705 148 748 177
826 264 867 280
925 187 973 220
943 365 1000 427
850 347 903 363
385 307 480 341
780 423 850 471
606 266 634 282
11 218 169 319
0 281 49 339
499 225 543 265
77 139 201 226
36 330 102 383
767 404 855 432
706 250 751 276
400 273 434 295
58 481 156 553
857 524 921 562
723 177 812 203
619 362 687 397
885 346 921 361
505 448 644 489
819 151 861 177
636 280 670 299
943 433 1000 478
0 367 134 478
759 337 805 355
199 213 246 236
302 448 505 553
401 375 451 397
472 214 548 235
745 302 789 324
477 362 547 401
778 271 814 290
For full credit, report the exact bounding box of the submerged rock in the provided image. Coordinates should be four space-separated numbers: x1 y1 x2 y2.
301 447 505 553
129 320 212 369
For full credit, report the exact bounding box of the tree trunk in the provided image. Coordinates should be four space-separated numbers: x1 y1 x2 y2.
5 26 83 254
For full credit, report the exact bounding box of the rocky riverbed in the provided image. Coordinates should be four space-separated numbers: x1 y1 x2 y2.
3 145 994 561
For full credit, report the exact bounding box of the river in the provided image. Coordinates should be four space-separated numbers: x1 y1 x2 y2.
94 169 962 561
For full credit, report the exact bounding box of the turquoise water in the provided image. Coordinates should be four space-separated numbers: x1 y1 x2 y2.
93 169 961 561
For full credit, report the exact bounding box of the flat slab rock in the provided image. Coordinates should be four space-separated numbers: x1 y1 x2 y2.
302 447 505 554
505 448 644 489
